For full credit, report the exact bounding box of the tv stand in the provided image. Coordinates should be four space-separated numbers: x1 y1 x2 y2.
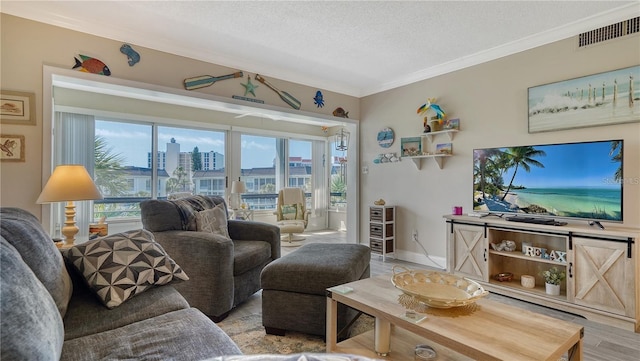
589 220 605 230
444 214 639 333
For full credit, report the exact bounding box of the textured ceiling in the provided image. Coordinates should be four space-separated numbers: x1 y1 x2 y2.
2 1 638 97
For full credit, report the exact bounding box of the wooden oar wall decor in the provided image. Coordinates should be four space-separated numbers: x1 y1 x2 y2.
255 74 301 110
184 71 244 90
183 71 303 111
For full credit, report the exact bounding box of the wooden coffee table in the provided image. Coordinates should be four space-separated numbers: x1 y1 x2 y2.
326 274 583 361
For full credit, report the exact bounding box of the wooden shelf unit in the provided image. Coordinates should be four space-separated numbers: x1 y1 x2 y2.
402 129 457 169
444 214 640 333
369 206 395 261
403 153 451 169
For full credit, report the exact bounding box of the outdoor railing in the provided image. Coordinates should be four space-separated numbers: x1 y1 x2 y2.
93 192 346 220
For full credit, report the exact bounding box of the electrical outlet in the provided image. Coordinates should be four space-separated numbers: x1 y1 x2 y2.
412 229 418 241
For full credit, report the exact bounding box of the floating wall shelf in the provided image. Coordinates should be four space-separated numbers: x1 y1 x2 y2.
421 129 458 142
402 153 451 169
400 128 457 170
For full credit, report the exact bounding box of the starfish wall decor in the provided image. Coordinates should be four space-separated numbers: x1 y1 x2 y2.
241 76 258 97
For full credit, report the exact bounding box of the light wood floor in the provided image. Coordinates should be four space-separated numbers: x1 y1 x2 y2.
230 230 640 360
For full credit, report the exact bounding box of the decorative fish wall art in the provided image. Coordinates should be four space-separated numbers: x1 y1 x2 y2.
73 55 111 76
120 44 140 66
333 107 349 118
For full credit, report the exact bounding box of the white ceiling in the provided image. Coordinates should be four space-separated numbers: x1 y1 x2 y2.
2 1 639 97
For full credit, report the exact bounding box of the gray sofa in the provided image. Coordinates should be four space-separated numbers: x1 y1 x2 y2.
0 207 242 361
140 196 281 321
0 207 382 361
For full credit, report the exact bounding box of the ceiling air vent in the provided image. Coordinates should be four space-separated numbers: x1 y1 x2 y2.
578 17 639 47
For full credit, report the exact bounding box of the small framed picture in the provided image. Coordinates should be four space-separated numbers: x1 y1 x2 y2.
444 118 460 130
0 134 25 162
436 143 453 155
1 90 36 125
401 137 422 156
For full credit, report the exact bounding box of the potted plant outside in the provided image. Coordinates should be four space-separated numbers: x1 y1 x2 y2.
542 267 565 296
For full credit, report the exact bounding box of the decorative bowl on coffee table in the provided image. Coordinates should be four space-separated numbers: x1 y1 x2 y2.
391 266 488 309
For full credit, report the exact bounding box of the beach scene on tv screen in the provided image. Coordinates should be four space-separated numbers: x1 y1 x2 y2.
473 140 622 221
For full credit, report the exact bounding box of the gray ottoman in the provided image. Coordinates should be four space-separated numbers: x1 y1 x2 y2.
261 243 370 337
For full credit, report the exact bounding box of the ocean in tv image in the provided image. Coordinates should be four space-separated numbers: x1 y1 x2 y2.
473 140 623 221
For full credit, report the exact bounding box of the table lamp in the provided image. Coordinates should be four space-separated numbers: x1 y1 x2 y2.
229 180 246 210
37 165 103 246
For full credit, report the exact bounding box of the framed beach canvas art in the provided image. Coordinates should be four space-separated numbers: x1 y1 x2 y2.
528 65 640 133
0 90 36 125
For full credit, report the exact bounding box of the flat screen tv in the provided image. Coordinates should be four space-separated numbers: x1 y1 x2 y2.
473 139 623 223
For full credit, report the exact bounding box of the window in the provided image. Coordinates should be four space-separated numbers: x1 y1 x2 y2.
239 135 312 210
54 115 226 225
330 139 347 209
288 139 312 209
198 178 224 195
94 119 152 221
45 69 357 244
53 116 153 225
157 126 226 198
240 134 278 210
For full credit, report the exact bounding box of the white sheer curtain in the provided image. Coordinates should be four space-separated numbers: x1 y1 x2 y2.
312 139 327 218
275 138 287 192
53 112 96 240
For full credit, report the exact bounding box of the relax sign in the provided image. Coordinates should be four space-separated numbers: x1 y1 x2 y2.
523 245 567 263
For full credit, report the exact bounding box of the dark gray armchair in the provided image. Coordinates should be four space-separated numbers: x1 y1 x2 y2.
140 196 280 322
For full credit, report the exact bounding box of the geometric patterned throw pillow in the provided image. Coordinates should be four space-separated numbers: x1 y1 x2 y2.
63 229 189 309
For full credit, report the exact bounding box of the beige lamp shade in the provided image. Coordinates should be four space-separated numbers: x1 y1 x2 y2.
37 165 102 246
229 180 246 210
37 165 103 203
231 180 246 194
